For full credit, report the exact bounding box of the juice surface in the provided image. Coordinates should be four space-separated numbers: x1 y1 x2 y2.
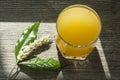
56 5 101 59
57 6 101 46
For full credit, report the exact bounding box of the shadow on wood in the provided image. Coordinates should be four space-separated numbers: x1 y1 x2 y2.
56 46 106 80
19 68 59 80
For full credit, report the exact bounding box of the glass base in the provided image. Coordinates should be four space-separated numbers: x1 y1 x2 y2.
56 45 90 61
62 53 87 61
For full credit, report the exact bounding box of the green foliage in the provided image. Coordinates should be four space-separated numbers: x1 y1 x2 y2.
19 57 61 71
14 21 60 71
14 21 40 59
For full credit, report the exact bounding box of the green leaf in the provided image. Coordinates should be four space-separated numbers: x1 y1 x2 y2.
14 21 40 60
19 57 61 71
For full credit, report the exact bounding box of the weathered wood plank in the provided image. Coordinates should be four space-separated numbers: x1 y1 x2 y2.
0 0 120 80
0 22 106 80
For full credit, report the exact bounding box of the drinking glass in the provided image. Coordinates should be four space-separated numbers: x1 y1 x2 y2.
56 4 101 60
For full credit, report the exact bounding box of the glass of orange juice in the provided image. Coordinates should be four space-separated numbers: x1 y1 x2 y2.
56 4 101 60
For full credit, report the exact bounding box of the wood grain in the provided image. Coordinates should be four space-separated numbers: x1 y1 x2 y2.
0 0 120 80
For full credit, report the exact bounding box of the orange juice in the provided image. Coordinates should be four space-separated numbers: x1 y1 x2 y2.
56 4 101 60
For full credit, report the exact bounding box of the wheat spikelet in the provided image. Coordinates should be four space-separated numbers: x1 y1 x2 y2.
17 35 50 61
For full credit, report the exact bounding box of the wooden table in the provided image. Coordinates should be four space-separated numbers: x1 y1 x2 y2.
0 0 120 80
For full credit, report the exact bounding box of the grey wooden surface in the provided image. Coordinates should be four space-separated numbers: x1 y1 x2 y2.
0 0 120 80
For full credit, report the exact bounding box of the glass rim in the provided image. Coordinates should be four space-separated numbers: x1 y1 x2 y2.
56 4 101 48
